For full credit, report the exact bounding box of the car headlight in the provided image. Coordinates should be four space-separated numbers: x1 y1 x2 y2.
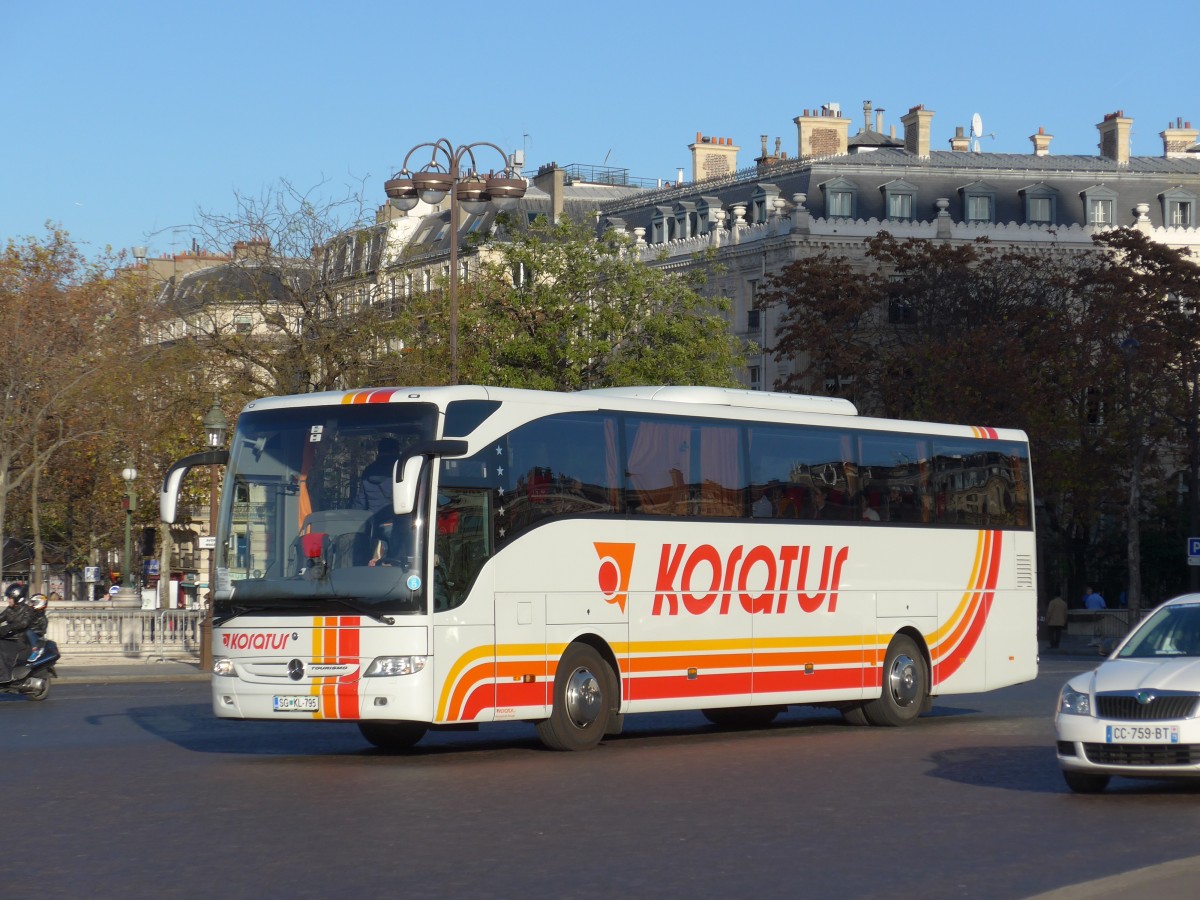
364 656 427 677
212 656 237 678
1058 685 1091 716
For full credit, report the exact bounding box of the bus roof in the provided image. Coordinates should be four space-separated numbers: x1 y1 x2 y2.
579 386 858 416
238 385 1026 443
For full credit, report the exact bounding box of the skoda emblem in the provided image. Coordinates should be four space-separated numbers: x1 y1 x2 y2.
1136 691 1155 705
287 659 305 681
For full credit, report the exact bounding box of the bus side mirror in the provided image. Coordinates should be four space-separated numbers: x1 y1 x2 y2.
160 449 229 524
392 456 425 516
392 439 469 516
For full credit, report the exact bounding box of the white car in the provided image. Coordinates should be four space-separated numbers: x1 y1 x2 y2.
1056 593 1200 793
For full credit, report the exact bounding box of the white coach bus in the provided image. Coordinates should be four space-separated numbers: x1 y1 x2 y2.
161 385 1037 751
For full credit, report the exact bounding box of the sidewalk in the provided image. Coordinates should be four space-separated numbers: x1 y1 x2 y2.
51 656 209 684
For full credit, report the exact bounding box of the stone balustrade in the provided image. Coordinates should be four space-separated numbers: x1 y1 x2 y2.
44 607 202 662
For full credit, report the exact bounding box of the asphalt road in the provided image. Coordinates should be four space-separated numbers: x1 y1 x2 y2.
4 658 1200 899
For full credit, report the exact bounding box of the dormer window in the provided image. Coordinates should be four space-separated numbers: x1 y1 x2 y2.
1082 185 1119 227
749 183 782 225
881 179 918 221
1162 186 1197 227
697 196 724 234
650 205 675 243
821 177 857 219
959 180 998 223
1020 184 1058 225
674 201 697 238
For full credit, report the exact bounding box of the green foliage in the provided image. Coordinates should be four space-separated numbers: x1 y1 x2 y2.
396 215 748 390
762 228 1200 606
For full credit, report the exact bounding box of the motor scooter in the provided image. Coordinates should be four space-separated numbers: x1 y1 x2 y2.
0 639 60 701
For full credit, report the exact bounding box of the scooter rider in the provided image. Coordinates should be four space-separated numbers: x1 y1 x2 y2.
25 593 49 662
1 583 38 681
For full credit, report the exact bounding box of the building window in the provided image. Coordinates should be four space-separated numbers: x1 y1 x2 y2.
821 177 857 219
888 193 913 220
747 309 761 332
1162 188 1198 227
881 180 918 222
959 181 997 224
1022 198 1051 223
966 195 992 222
234 315 252 335
1017 182 1058 223
828 191 853 218
1089 199 1113 225
1082 185 1119 228
749 365 762 391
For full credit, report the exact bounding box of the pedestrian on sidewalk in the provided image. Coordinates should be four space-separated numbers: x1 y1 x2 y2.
1046 594 1068 649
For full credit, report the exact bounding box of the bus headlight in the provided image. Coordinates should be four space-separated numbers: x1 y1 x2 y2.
364 656 427 677
213 657 237 678
1058 685 1091 716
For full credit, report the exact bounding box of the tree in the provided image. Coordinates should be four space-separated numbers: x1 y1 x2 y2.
0 227 150 584
396 215 748 390
177 179 409 400
1086 229 1200 603
761 231 1170 605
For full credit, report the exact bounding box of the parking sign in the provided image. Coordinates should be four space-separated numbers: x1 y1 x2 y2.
1189 537 1200 566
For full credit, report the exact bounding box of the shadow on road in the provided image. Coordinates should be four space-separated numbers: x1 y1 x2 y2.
114 699 919 760
926 744 1064 792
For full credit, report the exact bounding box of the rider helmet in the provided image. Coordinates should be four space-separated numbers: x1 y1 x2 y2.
28 593 48 611
4 583 28 603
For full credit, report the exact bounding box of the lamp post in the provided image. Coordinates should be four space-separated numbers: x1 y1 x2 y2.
384 139 526 384
200 397 228 671
118 464 138 605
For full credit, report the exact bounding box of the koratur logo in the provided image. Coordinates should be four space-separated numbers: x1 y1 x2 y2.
595 542 850 617
594 542 636 612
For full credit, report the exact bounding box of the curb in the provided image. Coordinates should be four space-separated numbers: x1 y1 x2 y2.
50 660 210 685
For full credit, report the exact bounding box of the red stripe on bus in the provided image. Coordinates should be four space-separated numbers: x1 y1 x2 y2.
753 666 866 695
629 671 752 701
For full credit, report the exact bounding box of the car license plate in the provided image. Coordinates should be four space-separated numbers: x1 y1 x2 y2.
273 695 319 712
1105 724 1180 743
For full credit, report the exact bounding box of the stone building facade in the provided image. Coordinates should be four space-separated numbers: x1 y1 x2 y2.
595 103 1200 392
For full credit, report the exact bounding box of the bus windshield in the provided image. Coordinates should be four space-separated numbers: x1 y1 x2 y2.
214 401 438 619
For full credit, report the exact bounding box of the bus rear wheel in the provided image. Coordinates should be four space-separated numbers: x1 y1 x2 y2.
536 643 614 751
358 721 427 751
863 635 927 727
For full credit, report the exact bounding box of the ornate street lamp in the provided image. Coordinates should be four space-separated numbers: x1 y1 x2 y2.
200 397 228 670
384 139 526 384
120 464 138 598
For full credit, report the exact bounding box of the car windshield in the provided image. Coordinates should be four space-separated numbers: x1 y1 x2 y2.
214 401 438 618
1118 603 1200 659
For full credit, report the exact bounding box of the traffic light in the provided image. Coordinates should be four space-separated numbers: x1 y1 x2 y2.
140 526 156 557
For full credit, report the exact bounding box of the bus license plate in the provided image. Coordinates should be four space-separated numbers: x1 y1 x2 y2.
273 695 319 712
1105 725 1179 743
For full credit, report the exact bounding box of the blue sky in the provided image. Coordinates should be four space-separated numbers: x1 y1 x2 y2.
3 0 1197 264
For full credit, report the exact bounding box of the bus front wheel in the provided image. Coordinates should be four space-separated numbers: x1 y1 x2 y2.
863 635 927 727
536 643 614 751
358 721 427 751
